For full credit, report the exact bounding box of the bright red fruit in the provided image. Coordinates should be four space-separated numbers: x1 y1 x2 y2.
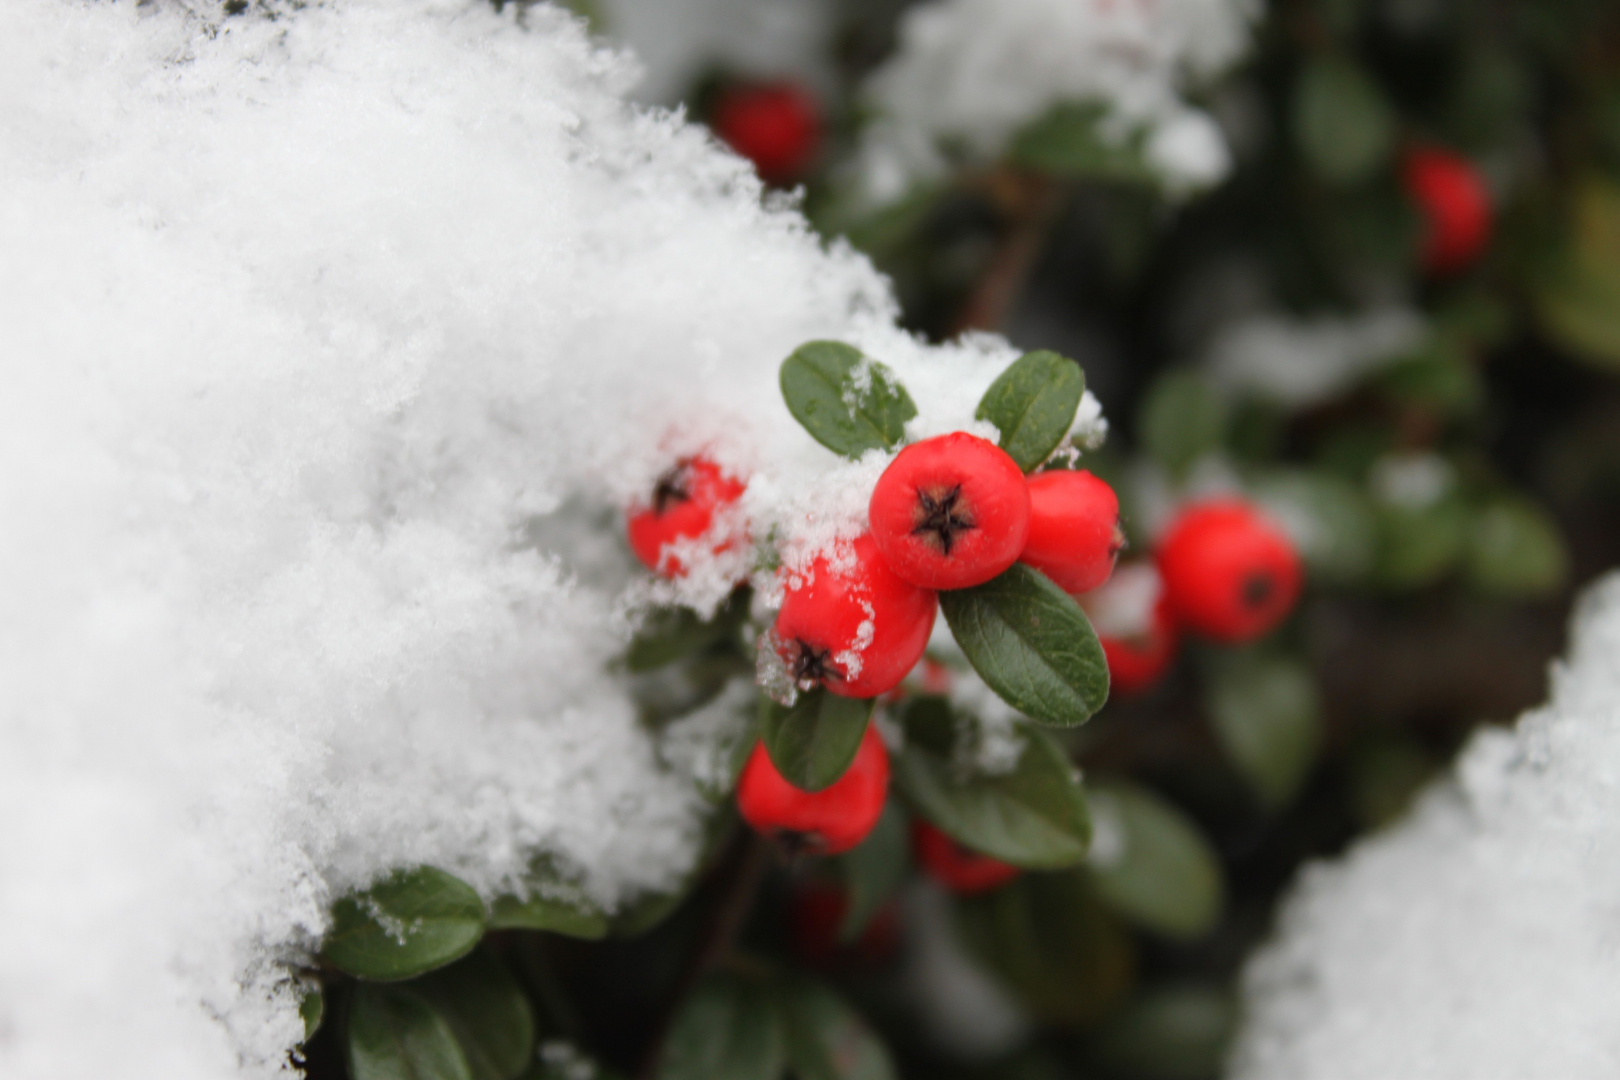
1402 146 1492 276
1156 499 1302 644
1079 562 1179 696
912 820 1019 894
787 881 901 967
737 725 890 855
1018 470 1125 594
626 457 746 577
711 81 822 186
774 534 938 699
869 433 1032 591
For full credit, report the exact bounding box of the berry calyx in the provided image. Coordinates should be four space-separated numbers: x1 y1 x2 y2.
1018 469 1124 594
912 820 1019 894
1402 146 1492 277
1156 499 1302 644
868 433 1032 591
1079 562 1179 696
626 456 746 577
711 81 822 186
737 725 890 855
773 533 938 699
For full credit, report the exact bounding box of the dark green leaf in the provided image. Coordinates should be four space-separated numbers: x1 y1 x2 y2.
1088 984 1237 1080
1138 371 1228 478
939 564 1110 728
1009 102 1156 183
300 983 324 1042
954 871 1135 1026
1466 496 1569 597
777 977 896 1080
1293 55 1395 185
657 972 784 1080
893 704 1090 868
1346 732 1434 829
1252 470 1377 584
761 689 874 792
1206 656 1321 807
488 892 608 939
1535 176 1620 371
836 801 909 942
1084 779 1224 940
974 351 1087 472
324 867 486 982
626 605 733 673
412 949 536 1080
1374 497 1469 589
780 342 917 459
347 983 474 1080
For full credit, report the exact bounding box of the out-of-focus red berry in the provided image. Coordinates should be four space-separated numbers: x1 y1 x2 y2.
869 433 1032 591
737 725 890 855
911 820 1020 894
626 456 746 577
787 880 901 967
1018 470 1124 594
1402 146 1492 277
711 81 822 186
1156 499 1302 644
774 534 938 699
1080 562 1179 696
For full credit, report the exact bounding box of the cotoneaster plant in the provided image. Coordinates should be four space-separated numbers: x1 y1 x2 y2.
737 725 890 855
1020 468 1125 594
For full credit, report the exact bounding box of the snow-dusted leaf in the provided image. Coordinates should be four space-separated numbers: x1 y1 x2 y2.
1009 102 1155 183
1085 779 1224 940
777 976 896 1080
1207 656 1321 808
939 564 1110 727
300 984 324 1042
323 867 486 982
487 892 608 939
780 341 917 459
626 591 750 673
975 350 1087 472
347 983 474 1080
657 972 784 1080
761 689 874 793
412 949 536 1080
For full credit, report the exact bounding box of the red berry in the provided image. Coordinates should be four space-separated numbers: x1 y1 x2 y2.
912 820 1019 894
1018 470 1125 594
1079 562 1179 696
1402 146 1492 277
869 433 1032 591
1156 499 1302 644
626 457 746 577
787 881 901 967
737 725 890 855
774 534 938 699
711 81 822 186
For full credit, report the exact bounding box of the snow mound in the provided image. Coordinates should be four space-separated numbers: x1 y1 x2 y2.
856 0 1257 201
0 0 1056 1074
1231 571 1620 1079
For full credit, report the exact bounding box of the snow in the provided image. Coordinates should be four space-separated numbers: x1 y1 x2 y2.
1206 307 1426 407
855 0 1257 198
1231 571 1620 1079
0 0 1071 1074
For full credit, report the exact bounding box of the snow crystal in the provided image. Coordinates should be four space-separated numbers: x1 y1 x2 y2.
855 0 1257 198
1231 572 1620 1079
1206 307 1426 407
0 0 1081 1074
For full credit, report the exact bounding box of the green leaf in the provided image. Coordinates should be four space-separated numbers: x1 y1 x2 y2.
412 949 536 1080
347 983 474 1080
300 983 325 1042
487 893 608 939
1009 102 1156 183
626 602 738 673
761 689 875 793
780 342 917 459
939 564 1110 728
974 351 1087 472
1251 470 1376 584
1138 371 1229 478
777 977 896 1080
836 801 909 942
1374 497 1469 589
1206 656 1322 808
955 871 1136 1026
1346 732 1433 829
893 702 1090 869
1088 984 1237 1080
1293 55 1395 185
657 972 784 1080
1535 176 1620 371
1465 496 1569 597
1084 779 1224 940
324 867 487 982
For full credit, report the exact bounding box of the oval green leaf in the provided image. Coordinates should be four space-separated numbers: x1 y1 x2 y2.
1138 371 1228 479
761 689 875 792
658 972 785 1080
412 948 536 1080
1293 55 1395 185
974 350 1086 472
939 564 1110 727
487 892 609 939
777 976 896 1080
323 866 487 982
1466 496 1568 597
1206 655 1322 808
1084 779 1224 940
1088 984 1237 1080
893 703 1090 869
347 982 474 1080
780 341 917 459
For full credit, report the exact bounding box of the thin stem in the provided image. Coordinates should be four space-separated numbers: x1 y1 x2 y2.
949 171 1062 337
